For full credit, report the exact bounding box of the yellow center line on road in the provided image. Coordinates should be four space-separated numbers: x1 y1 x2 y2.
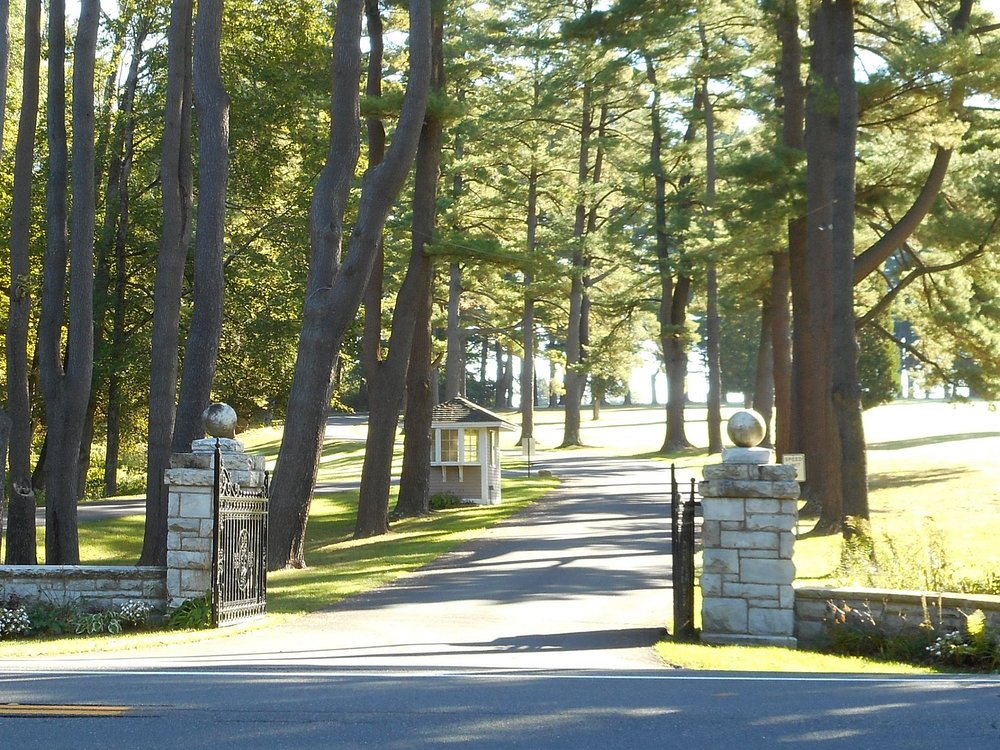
0 704 132 717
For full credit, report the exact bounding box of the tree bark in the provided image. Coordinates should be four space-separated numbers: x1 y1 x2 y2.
104 23 146 497
825 0 867 528
359 52 442 532
444 262 465 398
268 0 432 567
39 0 100 563
519 161 539 445
802 0 845 533
356 0 442 536
141 0 194 565
4 0 41 563
395 275 436 518
754 297 776 447
172 0 230 451
771 249 793 458
561 79 594 448
701 67 722 454
661 275 692 453
774 0 804 462
648 62 696 453
78 16 149 499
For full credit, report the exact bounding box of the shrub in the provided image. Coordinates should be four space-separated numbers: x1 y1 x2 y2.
825 600 936 663
75 611 123 636
23 601 83 636
0 597 158 640
0 607 32 640
926 610 1000 671
430 493 471 510
826 600 1000 671
118 600 153 628
167 595 213 629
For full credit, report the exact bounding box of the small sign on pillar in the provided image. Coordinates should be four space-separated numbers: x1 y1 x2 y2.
782 453 806 481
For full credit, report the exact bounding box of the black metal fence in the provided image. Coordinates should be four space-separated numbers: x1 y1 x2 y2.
212 442 269 628
670 464 701 640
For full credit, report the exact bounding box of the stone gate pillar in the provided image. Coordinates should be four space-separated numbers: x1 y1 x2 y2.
163 404 265 609
699 410 800 648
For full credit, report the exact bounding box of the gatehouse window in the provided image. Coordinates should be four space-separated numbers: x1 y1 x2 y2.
440 429 459 462
463 431 479 462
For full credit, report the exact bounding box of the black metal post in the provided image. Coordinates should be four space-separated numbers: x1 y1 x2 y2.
671 465 698 641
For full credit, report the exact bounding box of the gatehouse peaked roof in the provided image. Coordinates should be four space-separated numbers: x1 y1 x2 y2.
431 397 517 431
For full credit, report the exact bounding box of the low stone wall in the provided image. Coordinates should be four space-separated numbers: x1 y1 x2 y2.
0 440 266 616
0 565 167 610
795 585 1000 646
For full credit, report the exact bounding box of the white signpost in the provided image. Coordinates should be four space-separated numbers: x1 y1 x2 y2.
522 438 535 477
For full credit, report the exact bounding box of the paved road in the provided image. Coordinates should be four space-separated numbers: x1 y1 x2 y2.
7 451 1000 748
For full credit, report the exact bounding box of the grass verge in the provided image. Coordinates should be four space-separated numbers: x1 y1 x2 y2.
655 640 933 673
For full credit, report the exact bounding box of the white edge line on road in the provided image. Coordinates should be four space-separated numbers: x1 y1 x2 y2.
2 669 999 684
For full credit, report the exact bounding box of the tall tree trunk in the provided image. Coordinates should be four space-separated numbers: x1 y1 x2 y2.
354 82 440 536
4 0 41 563
561 80 593 448
104 22 146 497
754 297 776 447
661 275 692 452
395 270 436 518
443 119 466 401
774 0 804 462
444 262 465 398
493 341 504 408
648 61 695 452
824 0 867 528
172 0 230 451
354 3 442 538
802 0 844 533
268 0 432 567
519 160 539 445
79 16 150 499
548 357 558 408
141 0 194 565
705 264 722 453
772 249 793 458
700 62 722 454
39 0 100 563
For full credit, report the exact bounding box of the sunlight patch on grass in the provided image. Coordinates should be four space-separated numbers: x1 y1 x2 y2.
655 641 932 674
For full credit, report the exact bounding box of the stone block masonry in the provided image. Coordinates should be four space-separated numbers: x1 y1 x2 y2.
795 586 1000 647
699 425 800 648
164 444 266 609
0 434 266 616
0 566 166 610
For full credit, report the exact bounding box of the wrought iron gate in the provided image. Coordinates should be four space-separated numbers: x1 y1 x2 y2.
670 464 701 640
212 442 269 627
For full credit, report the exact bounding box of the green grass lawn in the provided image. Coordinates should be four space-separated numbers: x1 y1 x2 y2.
793 400 1000 584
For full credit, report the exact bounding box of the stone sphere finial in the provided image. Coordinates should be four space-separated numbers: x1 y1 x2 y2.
202 402 238 439
727 409 766 448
